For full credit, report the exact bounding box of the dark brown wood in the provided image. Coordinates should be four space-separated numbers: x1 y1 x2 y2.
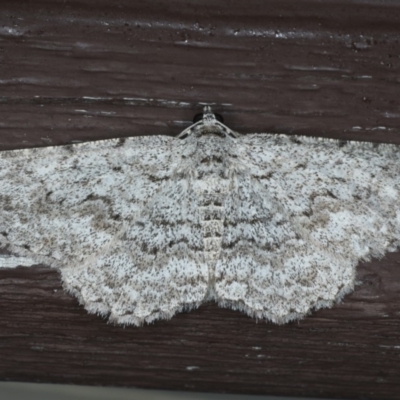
1 1 400 398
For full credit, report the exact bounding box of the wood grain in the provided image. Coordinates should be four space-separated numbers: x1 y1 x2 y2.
1 1 400 399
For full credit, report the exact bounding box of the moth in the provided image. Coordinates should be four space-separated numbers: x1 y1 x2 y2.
1 106 399 325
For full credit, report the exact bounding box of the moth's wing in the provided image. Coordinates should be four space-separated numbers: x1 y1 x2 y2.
215 172 355 323
0 136 209 325
0 136 173 267
62 176 208 326
240 134 400 254
214 135 400 323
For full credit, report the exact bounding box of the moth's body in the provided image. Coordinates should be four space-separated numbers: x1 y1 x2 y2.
187 134 231 288
1 106 400 326
177 110 242 291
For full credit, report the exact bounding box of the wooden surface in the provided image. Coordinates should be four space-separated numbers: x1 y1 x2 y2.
1 1 400 399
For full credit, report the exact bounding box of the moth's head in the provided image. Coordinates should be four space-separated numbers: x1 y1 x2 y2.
178 106 239 139
192 105 224 126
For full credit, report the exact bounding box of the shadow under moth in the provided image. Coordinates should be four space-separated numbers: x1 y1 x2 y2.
1 106 399 326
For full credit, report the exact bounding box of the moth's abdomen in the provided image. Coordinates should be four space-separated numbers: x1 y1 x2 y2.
194 176 229 287
192 136 232 273
200 207 224 253
198 197 225 285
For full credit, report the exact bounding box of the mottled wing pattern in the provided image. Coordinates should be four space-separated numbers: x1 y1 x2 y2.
0 137 171 266
0 136 208 324
241 134 400 254
63 175 208 325
215 134 400 323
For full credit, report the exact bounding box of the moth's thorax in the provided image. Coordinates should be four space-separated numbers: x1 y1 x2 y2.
193 135 231 176
194 116 229 138
196 129 226 138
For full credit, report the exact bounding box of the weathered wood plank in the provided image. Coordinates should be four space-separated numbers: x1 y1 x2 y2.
1 0 400 143
1 1 400 399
